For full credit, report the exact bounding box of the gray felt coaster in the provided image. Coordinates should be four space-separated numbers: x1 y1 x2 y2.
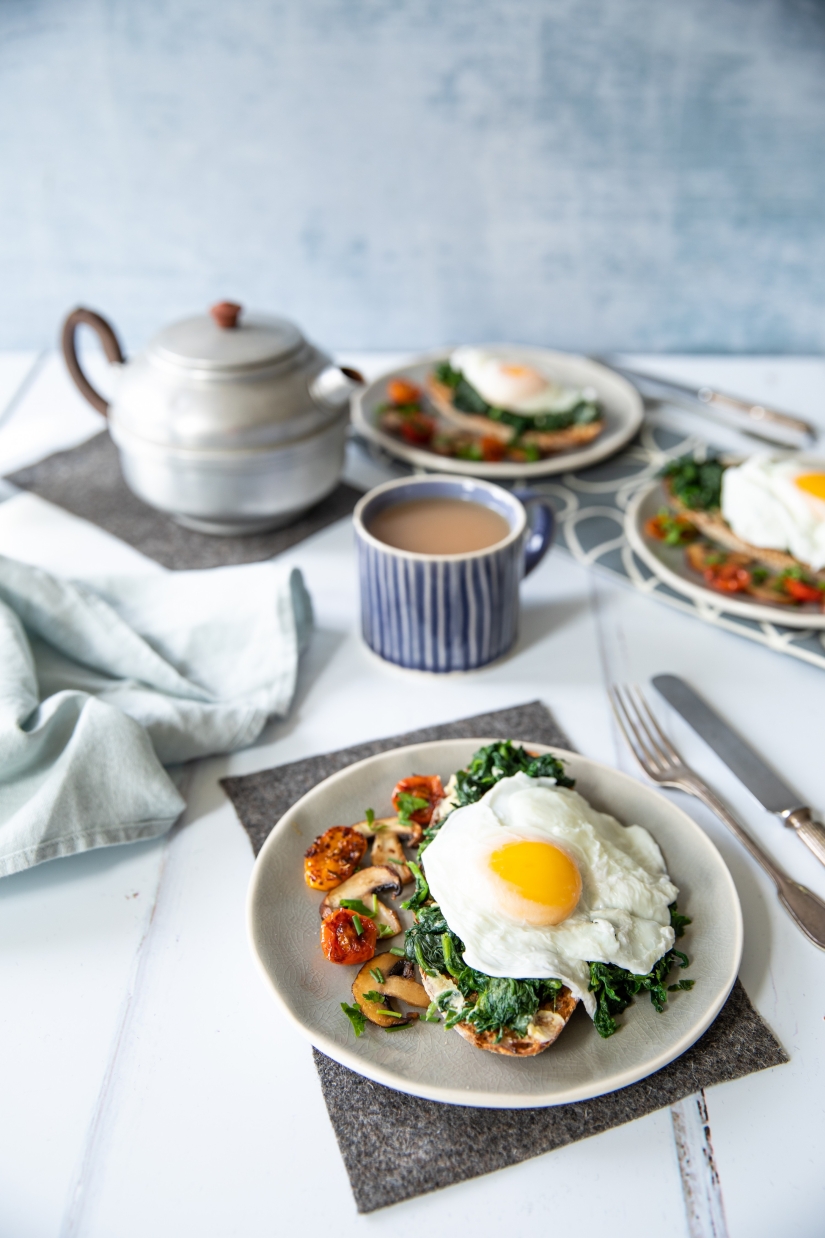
7 431 361 570
221 701 787 1212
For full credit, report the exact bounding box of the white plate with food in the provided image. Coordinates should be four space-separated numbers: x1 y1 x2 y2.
625 454 825 629
351 346 644 479
247 738 742 1107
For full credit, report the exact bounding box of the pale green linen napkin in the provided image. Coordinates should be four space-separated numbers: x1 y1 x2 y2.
0 554 312 876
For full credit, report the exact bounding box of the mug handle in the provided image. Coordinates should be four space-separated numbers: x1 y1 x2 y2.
60 307 125 417
513 490 555 577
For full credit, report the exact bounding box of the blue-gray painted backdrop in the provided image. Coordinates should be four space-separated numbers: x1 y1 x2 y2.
2 0 825 354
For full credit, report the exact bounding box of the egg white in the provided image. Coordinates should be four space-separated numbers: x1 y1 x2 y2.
421 773 678 1017
450 347 592 417
721 455 825 570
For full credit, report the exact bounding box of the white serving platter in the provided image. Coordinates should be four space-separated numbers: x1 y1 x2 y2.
351 347 644 479
247 739 743 1108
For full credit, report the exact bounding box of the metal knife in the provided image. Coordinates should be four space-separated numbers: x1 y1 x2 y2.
653 674 825 868
600 361 817 446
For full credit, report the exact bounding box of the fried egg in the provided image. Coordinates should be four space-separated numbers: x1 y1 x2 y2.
421 772 678 1017
721 456 825 570
450 347 594 417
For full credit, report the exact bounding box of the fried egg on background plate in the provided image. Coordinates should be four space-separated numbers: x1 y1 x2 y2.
450 347 595 417
721 456 825 570
422 772 678 1018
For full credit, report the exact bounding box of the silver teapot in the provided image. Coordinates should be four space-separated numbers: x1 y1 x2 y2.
61 302 363 535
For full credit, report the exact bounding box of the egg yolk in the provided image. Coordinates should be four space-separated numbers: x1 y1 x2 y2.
489 840 582 926
496 363 547 398
795 472 825 502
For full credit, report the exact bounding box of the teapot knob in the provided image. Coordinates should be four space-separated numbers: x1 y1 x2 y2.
210 301 242 329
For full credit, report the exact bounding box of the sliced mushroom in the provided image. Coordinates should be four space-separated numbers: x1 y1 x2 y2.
430 774 460 826
370 831 412 884
352 952 430 1027
351 815 423 846
382 974 429 1007
319 865 402 936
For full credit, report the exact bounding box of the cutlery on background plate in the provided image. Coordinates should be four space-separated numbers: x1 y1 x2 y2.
609 683 825 951
597 360 817 447
653 674 825 870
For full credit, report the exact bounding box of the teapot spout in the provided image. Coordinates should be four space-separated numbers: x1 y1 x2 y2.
309 364 365 411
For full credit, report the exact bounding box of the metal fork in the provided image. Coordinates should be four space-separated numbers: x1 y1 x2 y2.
610 683 825 951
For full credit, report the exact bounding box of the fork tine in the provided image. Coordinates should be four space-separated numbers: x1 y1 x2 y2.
608 684 663 775
632 685 683 764
624 684 677 769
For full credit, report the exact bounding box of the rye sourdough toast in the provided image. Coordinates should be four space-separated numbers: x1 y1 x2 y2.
421 970 578 1057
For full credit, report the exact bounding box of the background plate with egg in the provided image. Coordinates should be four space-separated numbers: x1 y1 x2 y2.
626 477 825 630
247 739 742 1108
351 348 644 479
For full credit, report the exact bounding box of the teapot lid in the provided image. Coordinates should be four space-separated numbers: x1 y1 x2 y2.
148 302 305 372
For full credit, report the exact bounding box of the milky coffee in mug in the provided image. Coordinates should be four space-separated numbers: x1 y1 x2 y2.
367 497 511 555
353 475 554 672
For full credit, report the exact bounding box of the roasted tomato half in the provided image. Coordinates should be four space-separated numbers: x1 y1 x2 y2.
783 577 824 604
304 826 367 891
392 774 445 826
387 377 422 406
320 908 378 964
702 561 752 594
480 436 506 462
398 410 436 446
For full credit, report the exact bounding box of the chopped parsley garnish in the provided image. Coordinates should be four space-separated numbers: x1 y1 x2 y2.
365 807 377 830
341 1002 367 1037
661 455 725 511
340 899 374 917
396 791 428 824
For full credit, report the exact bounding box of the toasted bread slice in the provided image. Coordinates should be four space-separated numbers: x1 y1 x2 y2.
668 489 825 580
426 376 604 455
422 970 578 1057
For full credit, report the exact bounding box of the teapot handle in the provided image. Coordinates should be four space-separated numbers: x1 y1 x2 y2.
61 307 125 416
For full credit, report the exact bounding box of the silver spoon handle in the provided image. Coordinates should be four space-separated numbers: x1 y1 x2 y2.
675 774 825 950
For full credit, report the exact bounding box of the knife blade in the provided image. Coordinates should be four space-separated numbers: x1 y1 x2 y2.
653 674 825 868
600 361 817 446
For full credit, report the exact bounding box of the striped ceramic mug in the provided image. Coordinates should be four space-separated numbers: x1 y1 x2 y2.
353 475 554 672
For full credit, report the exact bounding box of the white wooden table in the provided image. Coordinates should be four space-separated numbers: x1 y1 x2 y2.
1 350 823 1238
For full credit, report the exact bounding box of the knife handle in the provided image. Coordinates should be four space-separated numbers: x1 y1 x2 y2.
783 808 825 868
699 389 816 441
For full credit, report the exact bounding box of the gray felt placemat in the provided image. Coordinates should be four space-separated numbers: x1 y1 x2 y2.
7 431 361 570
221 701 787 1212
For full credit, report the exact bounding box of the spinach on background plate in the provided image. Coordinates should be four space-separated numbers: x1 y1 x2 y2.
661 455 725 510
